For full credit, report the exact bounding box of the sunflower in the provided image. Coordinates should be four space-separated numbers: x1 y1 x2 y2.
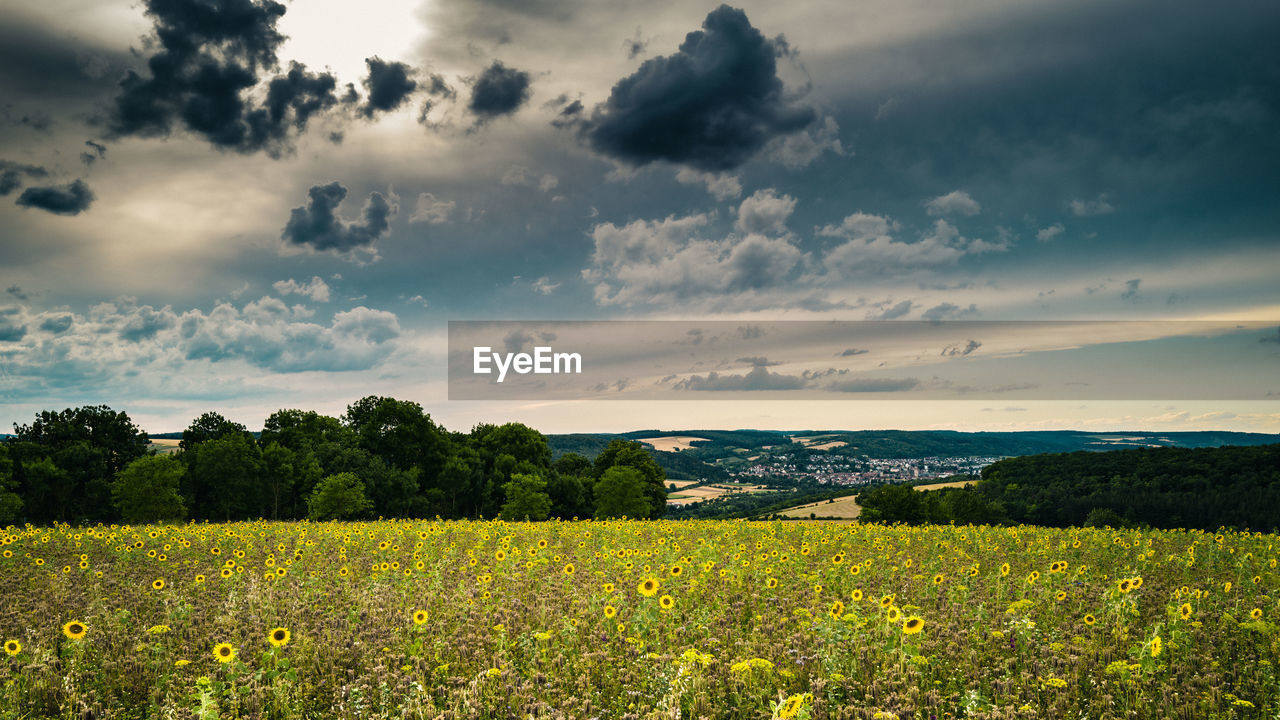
1179 603 1193 621
338 566 350 578
563 563 575 576
850 589 863 602
886 606 902 623
638 578 659 597
62 621 87 641
829 601 845 619
1084 614 1097 626
220 567 233 578
1055 591 1068 602
1118 579 1133 593
604 605 617 619
879 594 895 609
1000 563 1011 576
1150 635 1163 658
3 640 19 656
1251 608 1263 620
213 643 236 663
494 550 506 561
1130 576 1143 590
766 577 778 589
849 565 861 577
658 594 674 611
152 578 165 590
266 627 291 647
902 616 924 635
603 582 615 593
932 573 944 585
195 574 206 584
669 564 683 578
1224 581 1233 593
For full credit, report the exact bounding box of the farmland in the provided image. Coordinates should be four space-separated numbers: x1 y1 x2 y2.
2 519 1278 719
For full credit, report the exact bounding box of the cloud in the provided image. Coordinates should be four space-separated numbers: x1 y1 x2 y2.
409 193 456 224
15 179 94 215
1069 194 1115 216
585 196 805 306
80 140 107 166
361 57 417 117
941 339 982 356
734 188 796 235
0 160 48 196
924 190 981 217
531 276 561 295
922 302 979 321
819 217 1006 276
273 276 331 303
674 168 742 200
735 356 780 367
0 307 26 342
6 286 31 301
837 347 869 357
673 365 808 391
501 166 558 191
1121 278 1141 301
581 5 816 171
39 314 74 334
868 300 913 320
469 61 532 120
1036 224 1065 242
281 182 397 260
766 115 844 169
107 0 340 156
829 377 920 393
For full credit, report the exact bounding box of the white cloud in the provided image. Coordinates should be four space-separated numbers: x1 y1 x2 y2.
734 189 797 236
409 193 457 224
924 190 981 217
674 168 742 200
818 216 1005 276
532 276 561 295
1069 194 1115 216
273 276 331 303
1036 224 1065 242
766 116 845 169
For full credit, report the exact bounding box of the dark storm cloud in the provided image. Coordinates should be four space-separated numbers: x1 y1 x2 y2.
581 5 816 172
360 57 417 118
80 140 107 166
838 348 869 357
0 20 127 102
15 179 94 215
674 365 808 391
468 61 532 120
281 182 397 255
0 307 26 342
108 0 341 156
0 160 48 196
735 356 780 367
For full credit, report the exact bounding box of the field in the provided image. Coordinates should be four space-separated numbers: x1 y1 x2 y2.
640 436 708 452
776 495 863 520
2 520 1278 719
667 483 777 507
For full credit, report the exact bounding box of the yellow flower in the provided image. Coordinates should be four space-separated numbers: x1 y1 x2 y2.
174 659 190 667
1083 614 1097 626
902 616 924 635
777 692 812 719
268 627 291 647
1150 635 1163 658
932 573 944 585
886 606 902 623
1000 562 1011 576
3 640 19 656
1179 603 1193 621
562 563 575 576
152 578 165 590
638 577 659 597
1251 608 1263 620
850 588 863 602
413 610 429 625
659 594 675 611
213 643 236 663
62 621 88 641
766 577 778 589
1224 581 1232 593
604 605 617 619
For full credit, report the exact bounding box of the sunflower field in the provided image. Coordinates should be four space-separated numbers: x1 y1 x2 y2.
1 519 1278 719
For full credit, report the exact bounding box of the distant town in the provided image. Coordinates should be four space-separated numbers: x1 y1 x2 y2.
734 454 1004 485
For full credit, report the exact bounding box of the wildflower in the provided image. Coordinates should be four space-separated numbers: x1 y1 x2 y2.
1150 635 1163 657
902 616 924 635
933 573 944 585
659 594 675 611
1179 603 1193 621
1251 608 1263 620
850 588 863 602
886 606 902 623
152 578 165 590
3 640 19 656
413 610 429 625
63 621 88 641
268 627 291 647
777 693 812 719
638 577 659 597
563 563 575 576
213 643 236 663
604 605 617 619
1084 614 1097 626
1000 562 1011 576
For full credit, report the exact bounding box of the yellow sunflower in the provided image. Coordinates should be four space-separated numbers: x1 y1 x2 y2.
902 616 925 635
604 605 617 619
213 643 236 663
3 640 19 656
62 621 88 641
638 578 660 597
413 610 429 625
267 627 291 647
152 578 165 590
658 594 675 611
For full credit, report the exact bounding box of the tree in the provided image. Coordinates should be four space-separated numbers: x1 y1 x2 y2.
343 396 451 479
593 466 652 519
180 411 248 451
499 473 552 521
592 439 667 518
112 455 186 523
0 446 22 525
308 472 373 520
184 432 264 520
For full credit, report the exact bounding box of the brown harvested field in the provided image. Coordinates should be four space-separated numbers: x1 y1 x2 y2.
805 441 848 451
666 480 699 489
148 438 181 454
666 483 777 506
913 479 976 491
640 436 708 452
776 494 862 519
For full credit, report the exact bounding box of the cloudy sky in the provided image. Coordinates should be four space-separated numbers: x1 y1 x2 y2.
1 0 1277 434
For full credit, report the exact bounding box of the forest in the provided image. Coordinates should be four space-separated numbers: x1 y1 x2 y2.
0 400 667 525
856 443 1280 531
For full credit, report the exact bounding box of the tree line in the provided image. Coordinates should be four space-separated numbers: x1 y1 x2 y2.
856 444 1280 531
0 399 667 525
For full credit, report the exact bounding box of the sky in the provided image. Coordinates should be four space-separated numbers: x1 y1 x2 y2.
0 0 1277 434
